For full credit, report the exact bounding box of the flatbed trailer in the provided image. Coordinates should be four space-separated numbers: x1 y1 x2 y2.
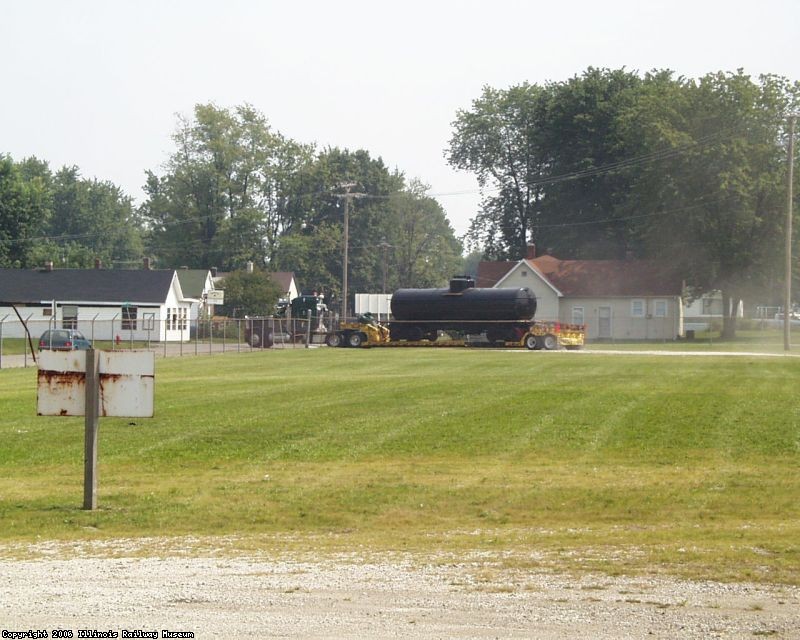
325 319 585 350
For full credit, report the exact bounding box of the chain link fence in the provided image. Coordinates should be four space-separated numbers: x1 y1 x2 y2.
0 314 339 369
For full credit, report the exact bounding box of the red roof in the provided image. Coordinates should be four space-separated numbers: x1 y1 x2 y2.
476 261 516 288
480 255 681 297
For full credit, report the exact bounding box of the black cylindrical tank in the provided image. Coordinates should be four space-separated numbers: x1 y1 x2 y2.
391 284 537 322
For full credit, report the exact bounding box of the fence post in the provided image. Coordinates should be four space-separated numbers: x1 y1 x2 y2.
222 318 226 353
163 318 168 358
24 314 33 368
306 309 312 348
209 317 213 355
237 319 241 353
111 314 118 351
194 317 198 356
91 314 99 346
0 315 7 369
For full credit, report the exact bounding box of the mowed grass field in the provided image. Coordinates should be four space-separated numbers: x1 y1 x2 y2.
1 348 798 584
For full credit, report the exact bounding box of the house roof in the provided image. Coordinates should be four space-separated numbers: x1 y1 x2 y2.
0 268 180 305
495 260 564 296
176 269 211 298
479 255 682 297
476 261 516 288
270 271 296 293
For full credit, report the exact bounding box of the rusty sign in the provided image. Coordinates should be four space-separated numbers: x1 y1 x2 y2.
37 350 155 417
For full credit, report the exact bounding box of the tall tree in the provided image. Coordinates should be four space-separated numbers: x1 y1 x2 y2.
450 68 800 338
141 103 313 269
49 166 143 267
384 180 463 288
271 147 406 302
0 155 50 267
447 82 550 259
623 71 800 337
448 69 649 259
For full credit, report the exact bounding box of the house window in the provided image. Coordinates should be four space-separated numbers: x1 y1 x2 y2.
631 299 645 318
43 308 52 316
572 306 585 324
520 270 527 277
167 307 188 331
654 299 668 318
62 305 78 329
122 305 138 330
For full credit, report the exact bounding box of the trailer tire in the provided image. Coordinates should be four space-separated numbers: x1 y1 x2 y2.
524 334 538 350
326 333 343 348
542 334 558 350
348 332 365 348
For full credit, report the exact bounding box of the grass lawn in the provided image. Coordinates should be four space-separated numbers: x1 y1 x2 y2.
586 328 799 352
1 348 798 584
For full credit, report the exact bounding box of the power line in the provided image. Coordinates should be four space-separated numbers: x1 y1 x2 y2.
1 124 758 253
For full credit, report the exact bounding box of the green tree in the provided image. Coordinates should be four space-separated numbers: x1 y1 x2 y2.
623 71 800 337
49 166 143 267
384 180 463 288
141 103 313 270
448 82 550 259
271 147 406 303
449 68 800 339
0 155 50 267
448 68 666 259
217 269 281 317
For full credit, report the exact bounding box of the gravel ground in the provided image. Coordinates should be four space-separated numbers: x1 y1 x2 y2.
1 541 798 639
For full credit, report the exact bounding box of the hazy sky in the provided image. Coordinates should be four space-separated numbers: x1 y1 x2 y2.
2 0 799 237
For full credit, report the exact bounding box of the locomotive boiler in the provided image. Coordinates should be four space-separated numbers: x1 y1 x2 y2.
388 276 537 343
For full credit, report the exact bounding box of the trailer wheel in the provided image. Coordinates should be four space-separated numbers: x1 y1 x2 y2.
348 332 365 348
326 332 343 347
524 334 538 350
542 334 558 350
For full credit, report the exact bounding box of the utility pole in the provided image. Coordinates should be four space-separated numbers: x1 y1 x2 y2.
378 239 392 294
332 183 366 322
785 115 796 352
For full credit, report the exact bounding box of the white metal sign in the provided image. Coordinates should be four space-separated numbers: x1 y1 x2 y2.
37 350 155 417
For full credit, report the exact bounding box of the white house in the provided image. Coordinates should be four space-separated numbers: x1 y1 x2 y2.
0 265 194 342
269 271 300 303
683 290 744 331
478 247 684 341
176 268 218 321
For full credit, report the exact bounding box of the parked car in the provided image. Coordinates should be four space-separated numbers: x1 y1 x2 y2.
38 329 93 351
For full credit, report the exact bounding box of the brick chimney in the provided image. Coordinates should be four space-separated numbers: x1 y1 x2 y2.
45 261 53 272
525 243 536 260
143 257 151 270
94 258 102 269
